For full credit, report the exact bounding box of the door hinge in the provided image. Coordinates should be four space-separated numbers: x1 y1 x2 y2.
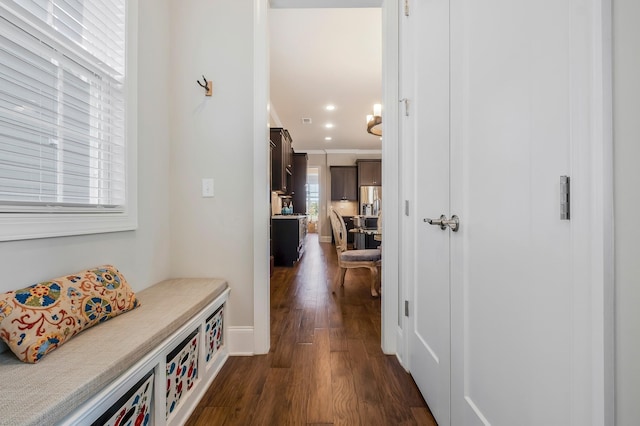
560 175 570 220
405 300 409 317
405 200 410 216
404 0 410 16
399 98 410 116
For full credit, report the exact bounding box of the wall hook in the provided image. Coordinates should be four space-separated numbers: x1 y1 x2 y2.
197 75 212 96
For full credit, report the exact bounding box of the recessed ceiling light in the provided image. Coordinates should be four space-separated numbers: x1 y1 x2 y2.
325 105 335 111
325 123 334 129
325 137 332 141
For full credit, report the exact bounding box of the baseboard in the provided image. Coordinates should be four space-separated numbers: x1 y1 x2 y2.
319 236 332 243
395 326 407 370
228 326 254 355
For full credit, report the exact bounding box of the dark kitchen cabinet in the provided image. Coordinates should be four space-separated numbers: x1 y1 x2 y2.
272 216 307 266
343 215 355 245
330 214 355 246
270 128 293 194
330 166 358 201
292 153 307 213
269 140 275 257
357 159 382 186
354 232 382 250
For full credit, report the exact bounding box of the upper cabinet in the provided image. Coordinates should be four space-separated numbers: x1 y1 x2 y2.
330 166 358 201
357 159 382 186
270 128 293 194
292 153 308 213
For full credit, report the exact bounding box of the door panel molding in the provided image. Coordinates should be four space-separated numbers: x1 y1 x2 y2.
567 0 614 423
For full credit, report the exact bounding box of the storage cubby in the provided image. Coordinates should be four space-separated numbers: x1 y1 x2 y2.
166 329 200 419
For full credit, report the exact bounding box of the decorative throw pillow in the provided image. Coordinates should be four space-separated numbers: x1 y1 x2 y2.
0 265 140 363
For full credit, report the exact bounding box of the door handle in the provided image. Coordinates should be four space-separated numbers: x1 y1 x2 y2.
423 214 460 232
424 215 447 230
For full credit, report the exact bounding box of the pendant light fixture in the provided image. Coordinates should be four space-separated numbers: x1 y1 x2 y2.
366 103 382 136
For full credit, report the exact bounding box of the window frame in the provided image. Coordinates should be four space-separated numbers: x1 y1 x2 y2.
0 0 137 241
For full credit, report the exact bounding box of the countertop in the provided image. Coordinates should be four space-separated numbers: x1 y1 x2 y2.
272 214 308 219
349 228 381 235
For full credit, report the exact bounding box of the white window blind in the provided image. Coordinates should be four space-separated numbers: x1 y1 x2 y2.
0 0 126 211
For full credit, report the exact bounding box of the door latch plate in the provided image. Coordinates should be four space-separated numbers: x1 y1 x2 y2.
560 176 570 220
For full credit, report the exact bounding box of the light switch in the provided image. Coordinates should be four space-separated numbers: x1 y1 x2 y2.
202 178 214 197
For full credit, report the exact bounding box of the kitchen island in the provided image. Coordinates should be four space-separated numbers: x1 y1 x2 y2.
350 215 381 249
272 215 308 266
349 227 382 250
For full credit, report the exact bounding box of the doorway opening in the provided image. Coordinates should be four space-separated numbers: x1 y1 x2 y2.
307 167 320 233
267 3 385 342
255 0 400 359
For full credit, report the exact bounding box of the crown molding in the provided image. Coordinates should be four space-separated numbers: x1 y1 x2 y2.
270 0 382 8
300 149 382 155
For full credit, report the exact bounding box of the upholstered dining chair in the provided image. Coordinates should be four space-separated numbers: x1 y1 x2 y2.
329 207 382 297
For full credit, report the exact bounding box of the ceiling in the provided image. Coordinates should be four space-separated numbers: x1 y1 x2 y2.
269 6 382 153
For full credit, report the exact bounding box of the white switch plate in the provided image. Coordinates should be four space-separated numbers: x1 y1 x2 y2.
201 178 214 197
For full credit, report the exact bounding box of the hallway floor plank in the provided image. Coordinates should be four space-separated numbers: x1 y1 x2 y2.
187 234 436 425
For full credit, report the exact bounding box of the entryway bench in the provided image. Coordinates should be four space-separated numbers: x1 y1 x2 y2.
0 278 229 426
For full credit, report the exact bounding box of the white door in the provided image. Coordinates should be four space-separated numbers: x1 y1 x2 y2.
404 0 451 424
406 0 608 425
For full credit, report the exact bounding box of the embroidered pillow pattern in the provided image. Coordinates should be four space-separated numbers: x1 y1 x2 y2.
0 265 140 363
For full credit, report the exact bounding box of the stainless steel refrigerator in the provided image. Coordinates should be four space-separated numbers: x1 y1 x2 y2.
359 186 382 216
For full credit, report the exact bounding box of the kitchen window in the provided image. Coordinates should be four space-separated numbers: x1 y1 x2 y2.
306 167 319 226
0 0 136 241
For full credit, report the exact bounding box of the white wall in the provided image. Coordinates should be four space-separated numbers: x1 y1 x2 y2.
168 0 256 328
0 0 172 354
613 0 640 423
0 0 258 354
0 0 172 293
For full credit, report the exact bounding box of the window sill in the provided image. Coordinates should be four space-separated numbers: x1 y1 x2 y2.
0 212 138 241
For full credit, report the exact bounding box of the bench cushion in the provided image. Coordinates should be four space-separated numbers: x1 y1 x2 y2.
0 278 228 426
0 265 140 363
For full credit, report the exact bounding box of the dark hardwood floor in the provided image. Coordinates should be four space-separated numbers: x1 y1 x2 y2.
186 233 436 425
